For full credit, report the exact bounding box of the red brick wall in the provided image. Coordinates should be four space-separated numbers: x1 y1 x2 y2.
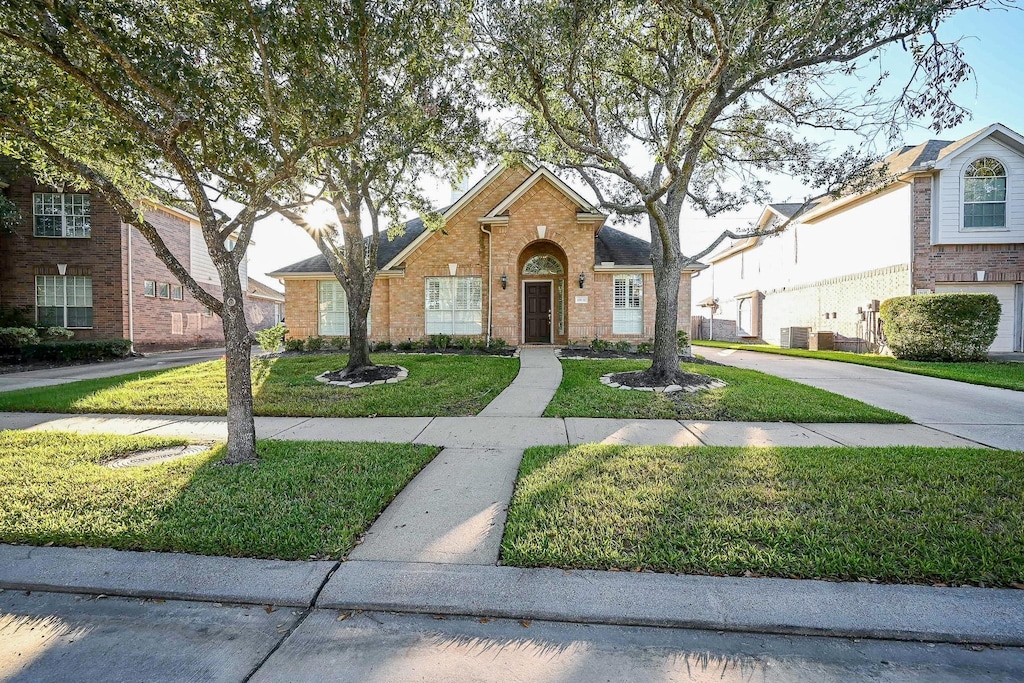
0 178 126 339
912 176 1024 288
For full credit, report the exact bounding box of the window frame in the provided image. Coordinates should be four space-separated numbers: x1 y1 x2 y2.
157 282 170 299
962 157 1008 231
32 192 92 238
424 276 482 336
35 274 93 329
612 274 644 335
143 280 156 297
171 284 183 301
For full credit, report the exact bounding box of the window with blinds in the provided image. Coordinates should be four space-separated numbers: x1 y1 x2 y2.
36 275 93 328
425 276 482 335
612 274 643 334
318 280 370 336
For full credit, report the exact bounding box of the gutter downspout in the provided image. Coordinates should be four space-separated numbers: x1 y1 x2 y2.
126 222 135 352
480 223 493 344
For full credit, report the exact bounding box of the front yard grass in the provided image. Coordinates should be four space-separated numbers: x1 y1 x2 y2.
545 359 908 422
502 444 1024 586
0 430 438 559
0 353 519 417
693 339 1024 392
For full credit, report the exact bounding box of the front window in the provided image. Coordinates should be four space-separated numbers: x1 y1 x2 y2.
964 158 1007 229
36 275 93 328
612 274 643 335
33 193 91 237
425 276 482 335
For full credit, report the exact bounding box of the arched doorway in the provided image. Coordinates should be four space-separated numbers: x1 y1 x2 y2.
518 241 568 344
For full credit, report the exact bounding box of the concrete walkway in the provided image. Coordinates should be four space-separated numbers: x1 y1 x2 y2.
477 346 562 417
0 347 225 393
704 348 1024 450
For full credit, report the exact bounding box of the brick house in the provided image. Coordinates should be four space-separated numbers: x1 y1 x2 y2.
269 164 696 345
0 166 284 351
691 123 1024 353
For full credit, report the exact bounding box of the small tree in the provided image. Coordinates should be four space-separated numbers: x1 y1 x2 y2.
273 0 483 374
475 0 1002 383
0 0 356 462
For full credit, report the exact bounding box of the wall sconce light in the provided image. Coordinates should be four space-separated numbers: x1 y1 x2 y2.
578 272 586 289
500 273 507 290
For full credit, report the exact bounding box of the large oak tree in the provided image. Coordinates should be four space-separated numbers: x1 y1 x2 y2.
475 0 1003 382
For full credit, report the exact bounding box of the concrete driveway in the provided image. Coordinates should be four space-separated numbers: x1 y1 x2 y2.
701 348 1024 450
0 347 225 393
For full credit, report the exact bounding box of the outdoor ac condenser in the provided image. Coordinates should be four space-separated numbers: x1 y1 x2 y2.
780 327 810 349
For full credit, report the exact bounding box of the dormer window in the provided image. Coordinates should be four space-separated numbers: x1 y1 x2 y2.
963 158 1006 229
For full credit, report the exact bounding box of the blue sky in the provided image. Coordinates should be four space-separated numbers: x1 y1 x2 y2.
249 5 1024 286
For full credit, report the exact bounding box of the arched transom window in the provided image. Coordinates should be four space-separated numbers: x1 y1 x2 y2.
964 158 1007 229
522 254 564 275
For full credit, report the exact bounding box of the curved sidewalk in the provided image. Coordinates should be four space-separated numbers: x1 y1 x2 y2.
477 346 562 417
703 348 1024 450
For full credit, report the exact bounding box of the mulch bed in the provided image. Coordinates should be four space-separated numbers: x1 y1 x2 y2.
320 365 403 384
609 369 719 389
561 348 720 365
274 347 516 358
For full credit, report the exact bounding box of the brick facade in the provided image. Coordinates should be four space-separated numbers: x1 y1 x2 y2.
912 176 1024 289
281 166 692 345
0 175 279 350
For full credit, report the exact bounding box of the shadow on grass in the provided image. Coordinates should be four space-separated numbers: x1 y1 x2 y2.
501 443 1024 586
0 431 438 560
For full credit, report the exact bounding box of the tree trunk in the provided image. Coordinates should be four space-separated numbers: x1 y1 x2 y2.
647 210 682 384
346 293 373 372
217 267 258 465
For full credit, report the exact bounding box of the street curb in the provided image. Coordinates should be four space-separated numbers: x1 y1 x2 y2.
0 544 335 608
318 560 1024 647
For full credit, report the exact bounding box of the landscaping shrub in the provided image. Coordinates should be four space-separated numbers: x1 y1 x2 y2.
396 339 418 351
373 341 393 352
456 336 476 351
284 337 305 352
20 339 131 362
614 340 632 353
881 293 999 362
677 330 690 353
330 336 349 351
305 336 325 351
39 326 74 341
0 327 39 351
429 333 452 351
0 306 33 328
590 338 611 352
636 340 653 354
254 323 287 352
487 337 507 352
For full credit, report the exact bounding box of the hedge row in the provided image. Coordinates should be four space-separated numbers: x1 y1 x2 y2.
19 339 133 363
880 293 1000 362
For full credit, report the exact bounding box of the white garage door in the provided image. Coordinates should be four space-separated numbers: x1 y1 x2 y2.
934 283 1022 353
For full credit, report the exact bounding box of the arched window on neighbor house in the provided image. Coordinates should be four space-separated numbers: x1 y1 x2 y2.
964 157 1007 229
522 254 564 275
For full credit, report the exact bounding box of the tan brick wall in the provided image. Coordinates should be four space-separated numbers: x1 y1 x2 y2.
279 165 694 345
912 176 1024 288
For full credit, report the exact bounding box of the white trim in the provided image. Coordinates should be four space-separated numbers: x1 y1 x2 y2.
485 167 602 218
521 278 554 344
267 270 405 280
592 264 654 273
381 163 535 271
959 154 1011 233
930 123 1024 170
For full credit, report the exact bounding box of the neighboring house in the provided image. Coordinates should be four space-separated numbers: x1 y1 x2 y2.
246 279 286 330
691 123 1024 353
269 163 696 345
0 164 275 351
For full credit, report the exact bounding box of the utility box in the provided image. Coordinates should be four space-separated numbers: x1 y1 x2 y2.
809 331 835 351
780 326 810 349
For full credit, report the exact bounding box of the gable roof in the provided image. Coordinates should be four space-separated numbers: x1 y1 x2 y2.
485 166 603 218
247 278 285 301
594 227 651 266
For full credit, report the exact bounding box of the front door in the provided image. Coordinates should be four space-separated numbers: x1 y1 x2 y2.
524 281 551 343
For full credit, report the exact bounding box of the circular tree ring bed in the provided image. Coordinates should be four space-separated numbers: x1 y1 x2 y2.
105 443 216 469
600 370 726 394
316 365 408 388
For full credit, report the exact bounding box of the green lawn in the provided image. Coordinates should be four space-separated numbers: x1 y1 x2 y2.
694 339 1024 392
0 430 437 559
502 444 1024 586
0 353 519 417
545 359 907 422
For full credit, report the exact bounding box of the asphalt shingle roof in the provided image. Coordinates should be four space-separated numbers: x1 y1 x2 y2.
594 227 652 266
268 215 429 274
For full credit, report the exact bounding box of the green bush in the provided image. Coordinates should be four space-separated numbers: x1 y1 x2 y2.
373 340 393 352
0 327 39 351
396 339 418 351
429 334 452 351
881 293 1000 362
590 338 611 352
677 330 690 353
614 340 632 353
0 306 33 328
456 336 476 351
284 337 305 353
39 326 74 341
305 336 325 351
636 339 653 354
330 336 349 351
254 323 287 352
20 339 131 363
